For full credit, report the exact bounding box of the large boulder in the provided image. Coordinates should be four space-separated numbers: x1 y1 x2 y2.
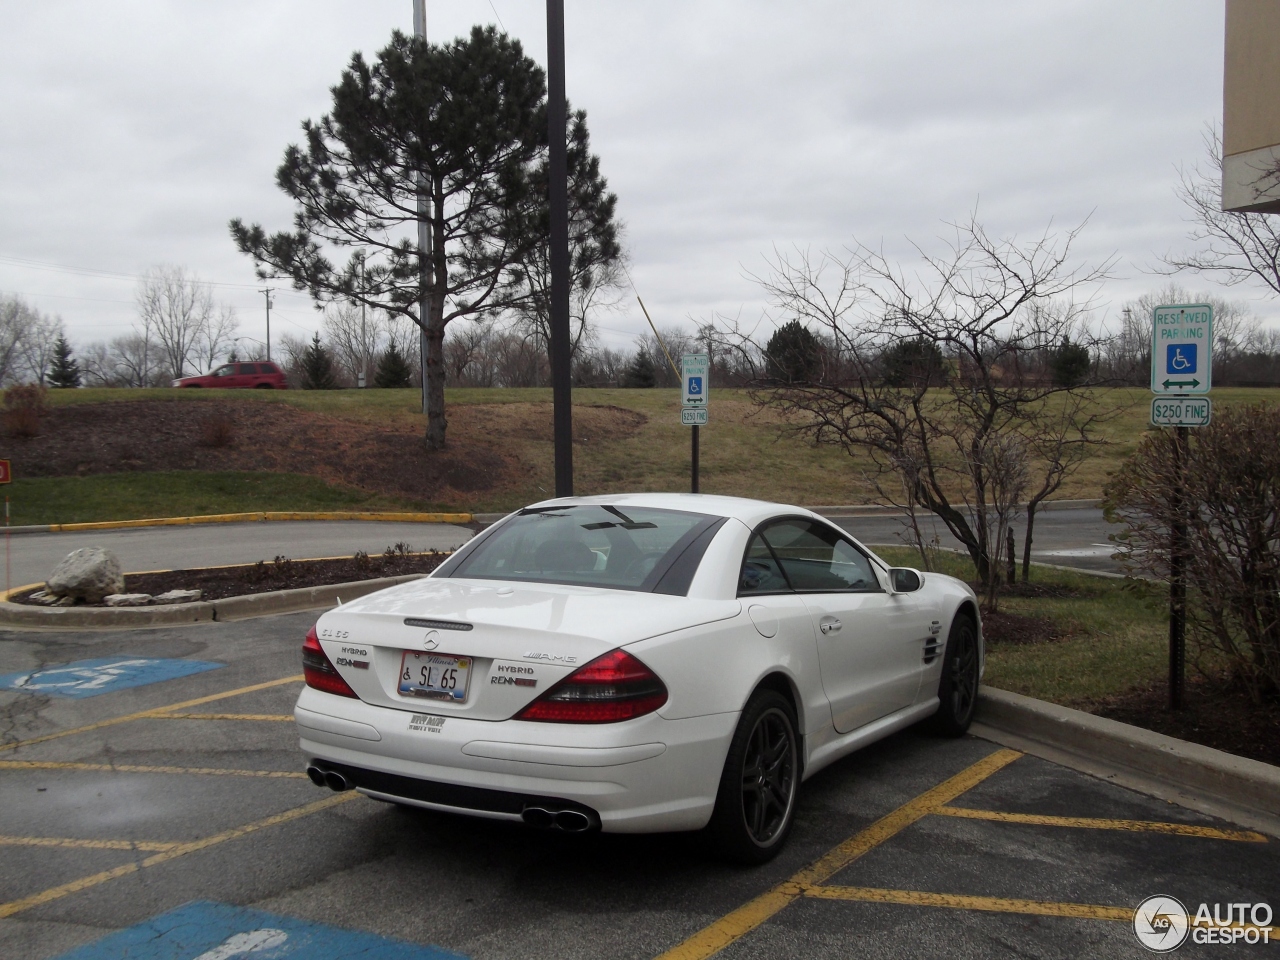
46 547 125 603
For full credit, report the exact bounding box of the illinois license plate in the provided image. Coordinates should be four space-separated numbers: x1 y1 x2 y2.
399 651 471 702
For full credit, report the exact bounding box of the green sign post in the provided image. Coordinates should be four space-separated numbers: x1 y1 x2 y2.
1151 304 1213 711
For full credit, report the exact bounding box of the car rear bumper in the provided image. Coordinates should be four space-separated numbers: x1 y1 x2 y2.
294 685 738 833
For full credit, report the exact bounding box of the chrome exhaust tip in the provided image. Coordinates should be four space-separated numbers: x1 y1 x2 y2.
522 806 555 829
305 765 328 787
554 810 592 833
323 770 352 792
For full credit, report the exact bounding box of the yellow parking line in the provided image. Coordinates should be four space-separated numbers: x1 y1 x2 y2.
0 760 306 779
805 886 1280 937
805 884 1132 921
153 713 295 722
934 806 1269 842
0 675 303 753
0 792 357 919
0 835 180 852
653 748 1023 960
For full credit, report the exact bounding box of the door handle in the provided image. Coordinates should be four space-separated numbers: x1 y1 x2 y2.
819 617 842 635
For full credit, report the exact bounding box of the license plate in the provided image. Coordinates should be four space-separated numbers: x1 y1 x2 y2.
398 651 471 702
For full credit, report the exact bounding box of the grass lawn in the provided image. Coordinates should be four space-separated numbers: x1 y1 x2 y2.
4 472 428 526
22 384 1280 518
874 546 1168 707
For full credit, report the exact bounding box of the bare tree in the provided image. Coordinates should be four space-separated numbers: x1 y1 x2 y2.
193 304 240 375
79 341 118 387
0 296 36 385
110 334 161 387
136 266 216 379
1164 127 1280 297
729 215 1115 590
13 308 62 385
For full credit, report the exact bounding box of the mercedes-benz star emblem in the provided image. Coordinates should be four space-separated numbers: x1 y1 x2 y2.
422 630 440 650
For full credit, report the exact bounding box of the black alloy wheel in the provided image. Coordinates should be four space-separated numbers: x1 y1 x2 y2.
709 689 799 863
929 613 979 736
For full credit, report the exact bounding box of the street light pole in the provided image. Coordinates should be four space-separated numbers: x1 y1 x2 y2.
547 0 573 497
413 0 431 415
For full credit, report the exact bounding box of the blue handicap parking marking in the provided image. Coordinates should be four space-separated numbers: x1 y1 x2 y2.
0 657 223 698
54 901 468 960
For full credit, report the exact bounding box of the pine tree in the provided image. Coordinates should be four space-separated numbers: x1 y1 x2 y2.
623 347 657 388
373 342 413 388
300 333 340 390
765 320 821 383
48 335 82 389
1050 336 1091 387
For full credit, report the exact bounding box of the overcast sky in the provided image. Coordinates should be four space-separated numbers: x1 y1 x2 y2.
0 1 1260 357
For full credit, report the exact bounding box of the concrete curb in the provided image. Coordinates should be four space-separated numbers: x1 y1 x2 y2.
974 685 1280 837
0 573 428 630
0 511 475 536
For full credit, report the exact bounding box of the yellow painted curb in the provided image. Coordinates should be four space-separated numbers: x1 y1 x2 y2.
47 511 474 532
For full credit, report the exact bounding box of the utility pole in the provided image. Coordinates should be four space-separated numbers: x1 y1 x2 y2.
547 0 573 497
259 287 273 361
413 0 431 415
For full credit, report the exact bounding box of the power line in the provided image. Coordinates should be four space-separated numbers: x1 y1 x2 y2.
0 253 312 296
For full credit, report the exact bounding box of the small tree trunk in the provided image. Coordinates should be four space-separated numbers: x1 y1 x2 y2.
1022 500 1041 583
1006 526 1017 585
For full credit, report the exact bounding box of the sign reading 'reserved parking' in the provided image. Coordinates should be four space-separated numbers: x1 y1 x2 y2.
1151 303 1212 394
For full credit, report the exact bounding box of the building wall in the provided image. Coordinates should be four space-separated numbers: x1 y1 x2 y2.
1222 0 1280 212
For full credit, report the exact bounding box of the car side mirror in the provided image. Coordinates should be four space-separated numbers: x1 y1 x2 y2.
888 568 922 593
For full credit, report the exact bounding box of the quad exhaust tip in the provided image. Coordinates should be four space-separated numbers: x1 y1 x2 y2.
522 805 595 833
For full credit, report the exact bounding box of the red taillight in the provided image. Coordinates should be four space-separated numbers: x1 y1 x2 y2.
302 625 357 698
516 649 667 723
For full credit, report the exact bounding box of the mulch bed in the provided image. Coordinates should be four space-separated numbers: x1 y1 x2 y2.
980 610 1072 646
12 549 449 606
1081 675 1280 768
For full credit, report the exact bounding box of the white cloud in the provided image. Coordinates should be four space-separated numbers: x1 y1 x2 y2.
0 0 1263 358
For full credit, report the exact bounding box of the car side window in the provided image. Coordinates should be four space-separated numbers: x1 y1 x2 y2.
239 363 257 374
760 520 881 593
738 533 791 595
214 364 234 377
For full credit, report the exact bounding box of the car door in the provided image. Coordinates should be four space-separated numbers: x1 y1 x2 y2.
759 519 924 734
736 529 822 707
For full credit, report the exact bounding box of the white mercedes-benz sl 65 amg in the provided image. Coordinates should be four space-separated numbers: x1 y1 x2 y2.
296 493 982 862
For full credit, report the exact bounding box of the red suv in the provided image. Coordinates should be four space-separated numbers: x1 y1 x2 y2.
173 362 289 389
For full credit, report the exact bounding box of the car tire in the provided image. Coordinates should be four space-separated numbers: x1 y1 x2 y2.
707 688 800 864
254 383 273 389
928 612 979 737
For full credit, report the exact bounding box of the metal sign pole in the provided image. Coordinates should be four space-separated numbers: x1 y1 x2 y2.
1168 426 1188 710
691 425 699 493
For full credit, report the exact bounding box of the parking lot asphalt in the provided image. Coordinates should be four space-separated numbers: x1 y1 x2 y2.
2 614 1275 960
834 506 1124 575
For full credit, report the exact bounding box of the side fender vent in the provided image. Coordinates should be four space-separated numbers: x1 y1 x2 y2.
922 637 944 664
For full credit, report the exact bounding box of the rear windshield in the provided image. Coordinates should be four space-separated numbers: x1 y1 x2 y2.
446 504 719 592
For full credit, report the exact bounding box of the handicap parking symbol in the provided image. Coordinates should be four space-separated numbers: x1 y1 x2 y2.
687 375 703 395
53 901 467 960
1166 342 1197 375
0 657 223 699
